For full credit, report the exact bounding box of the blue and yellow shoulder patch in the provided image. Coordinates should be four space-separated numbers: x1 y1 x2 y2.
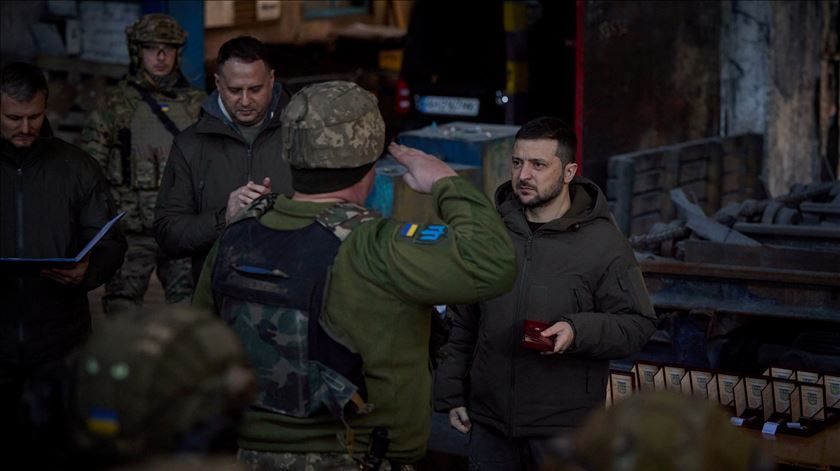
87 407 120 436
398 223 448 244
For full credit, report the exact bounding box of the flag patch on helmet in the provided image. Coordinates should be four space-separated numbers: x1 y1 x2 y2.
87 407 120 436
398 223 447 244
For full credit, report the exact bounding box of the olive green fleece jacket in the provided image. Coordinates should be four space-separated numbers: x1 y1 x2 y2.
193 176 516 462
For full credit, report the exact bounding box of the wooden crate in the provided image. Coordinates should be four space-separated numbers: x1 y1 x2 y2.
608 134 763 235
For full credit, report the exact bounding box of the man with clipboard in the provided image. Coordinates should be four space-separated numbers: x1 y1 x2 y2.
0 62 127 460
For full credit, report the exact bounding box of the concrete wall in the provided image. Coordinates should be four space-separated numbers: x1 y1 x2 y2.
766 0 823 197
719 1 770 138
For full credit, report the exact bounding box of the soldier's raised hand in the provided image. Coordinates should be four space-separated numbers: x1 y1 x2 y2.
388 142 457 194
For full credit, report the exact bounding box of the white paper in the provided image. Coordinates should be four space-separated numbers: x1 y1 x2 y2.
761 422 779 435
730 417 745 426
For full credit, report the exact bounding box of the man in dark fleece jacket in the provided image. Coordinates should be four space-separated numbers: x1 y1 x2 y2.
434 117 657 471
1 62 126 459
154 36 293 282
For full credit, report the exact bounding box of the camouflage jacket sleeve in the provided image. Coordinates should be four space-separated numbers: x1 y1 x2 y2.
347 176 517 305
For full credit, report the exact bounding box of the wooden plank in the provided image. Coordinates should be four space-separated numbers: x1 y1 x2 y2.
679 180 707 201
722 171 742 193
678 160 708 183
610 158 635 235
678 140 711 163
631 191 666 216
608 150 664 177
705 140 723 213
632 169 663 194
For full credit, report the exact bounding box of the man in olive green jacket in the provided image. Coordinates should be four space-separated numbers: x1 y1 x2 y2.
192 81 516 468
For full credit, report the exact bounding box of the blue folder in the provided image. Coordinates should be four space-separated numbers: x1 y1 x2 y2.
0 212 125 268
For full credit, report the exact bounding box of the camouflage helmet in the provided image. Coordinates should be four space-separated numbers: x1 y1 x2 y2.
125 14 186 77
281 81 385 170
126 13 187 46
541 391 774 471
68 307 256 459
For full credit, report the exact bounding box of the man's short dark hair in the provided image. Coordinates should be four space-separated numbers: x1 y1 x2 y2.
217 36 271 70
515 117 577 166
0 62 49 102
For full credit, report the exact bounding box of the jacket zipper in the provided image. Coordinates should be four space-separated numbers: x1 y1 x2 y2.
508 232 534 437
15 166 25 343
246 144 253 182
15 167 24 256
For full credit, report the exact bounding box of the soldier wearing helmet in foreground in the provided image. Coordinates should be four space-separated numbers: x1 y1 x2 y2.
540 392 775 471
192 81 517 469
81 13 205 314
68 307 255 469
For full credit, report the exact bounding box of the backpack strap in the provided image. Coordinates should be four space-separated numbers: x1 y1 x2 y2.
129 82 182 137
316 203 380 242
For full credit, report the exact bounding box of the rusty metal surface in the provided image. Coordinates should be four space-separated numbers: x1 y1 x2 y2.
683 239 840 273
640 259 840 322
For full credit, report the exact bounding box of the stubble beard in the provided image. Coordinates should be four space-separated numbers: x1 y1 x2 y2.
516 179 564 209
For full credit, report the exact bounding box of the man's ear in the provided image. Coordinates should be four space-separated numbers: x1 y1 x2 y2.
268 68 275 83
564 162 578 183
214 73 221 90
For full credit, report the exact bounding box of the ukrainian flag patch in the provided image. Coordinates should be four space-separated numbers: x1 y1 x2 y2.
87 407 120 436
398 223 447 244
400 223 419 238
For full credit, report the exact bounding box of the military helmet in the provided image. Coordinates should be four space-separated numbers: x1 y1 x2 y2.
126 13 187 46
541 391 774 471
281 81 385 170
68 308 255 459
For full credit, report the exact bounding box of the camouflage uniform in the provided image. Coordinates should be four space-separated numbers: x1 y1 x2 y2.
237 450 414 471
192 82 517 467
81 14 205 314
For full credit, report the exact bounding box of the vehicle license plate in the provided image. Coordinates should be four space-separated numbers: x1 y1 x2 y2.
416 96 480 117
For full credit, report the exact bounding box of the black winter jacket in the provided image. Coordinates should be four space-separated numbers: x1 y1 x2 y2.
434 177 657 437
0 125 126 368
153 84 293 282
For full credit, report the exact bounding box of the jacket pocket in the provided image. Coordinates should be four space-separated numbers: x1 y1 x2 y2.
528 276 588 320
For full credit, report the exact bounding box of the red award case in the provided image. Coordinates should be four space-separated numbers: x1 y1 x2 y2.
521 320 554 352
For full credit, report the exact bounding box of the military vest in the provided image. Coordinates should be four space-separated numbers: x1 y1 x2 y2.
211 195 378 420
127 89 195 190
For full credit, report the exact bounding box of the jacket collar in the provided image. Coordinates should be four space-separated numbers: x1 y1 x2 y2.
196 82 285 138
495 176 610 236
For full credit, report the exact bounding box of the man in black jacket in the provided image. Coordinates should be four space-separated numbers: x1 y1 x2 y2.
0 62 126 454
434 117 657 470
154 36 293 283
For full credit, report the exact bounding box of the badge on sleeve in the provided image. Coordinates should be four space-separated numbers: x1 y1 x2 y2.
398 223 447 244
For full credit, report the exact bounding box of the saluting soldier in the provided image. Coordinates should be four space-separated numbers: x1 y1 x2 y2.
193 81 517 469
